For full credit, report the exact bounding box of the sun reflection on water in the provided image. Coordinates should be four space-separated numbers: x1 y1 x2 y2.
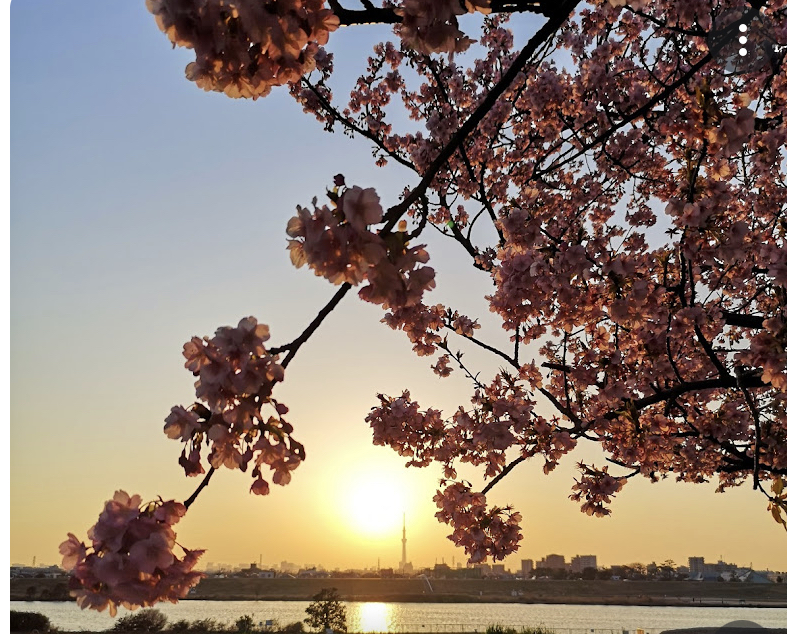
357 602 392 633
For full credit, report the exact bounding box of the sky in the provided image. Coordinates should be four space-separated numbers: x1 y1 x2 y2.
9 1 787 574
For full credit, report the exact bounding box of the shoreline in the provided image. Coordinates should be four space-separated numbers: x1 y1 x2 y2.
11 596 787 609
183 597 787 608
11 578 787 609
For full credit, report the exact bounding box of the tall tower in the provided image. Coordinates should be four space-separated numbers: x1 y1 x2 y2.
400 514 407 572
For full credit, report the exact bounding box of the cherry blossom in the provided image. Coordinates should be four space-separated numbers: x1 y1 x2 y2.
395 0 491 55
451 313 480 338
434 481 522 563
382 302 446 356
288 181 436 309
341 186 384 231
168 317 304 493
60 492 203 616
146 0 338 98
74 0 787 608
569 464 628 517
431 354 453 377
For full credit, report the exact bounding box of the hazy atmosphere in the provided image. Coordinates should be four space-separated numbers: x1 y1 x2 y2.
10 0 787 576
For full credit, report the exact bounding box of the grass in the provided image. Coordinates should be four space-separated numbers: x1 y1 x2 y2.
11 577 787 605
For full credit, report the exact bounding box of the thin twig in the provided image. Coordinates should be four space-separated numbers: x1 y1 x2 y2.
184 467 216 509
482 455 527 494
447 326 518 368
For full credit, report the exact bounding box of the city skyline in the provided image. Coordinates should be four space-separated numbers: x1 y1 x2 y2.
12 550 787 576
14 531 787 576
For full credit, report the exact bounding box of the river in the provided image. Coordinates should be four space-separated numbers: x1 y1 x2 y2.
10 600 787 633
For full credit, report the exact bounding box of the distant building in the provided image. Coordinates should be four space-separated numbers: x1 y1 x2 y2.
570 555 597 573
463 566 485 579
694 559 736 579
738 569 772 583
238 563 275 578
280 561 298 574
719 560 736 573
520 559 534 577
688 557 705 578
537 554 567 570
473 563 492 576
491 564 507 577
10 565 65 579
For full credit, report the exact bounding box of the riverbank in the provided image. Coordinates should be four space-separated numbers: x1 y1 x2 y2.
15 629 787 634
13 599 787 634
11 578 787 608
663 630 787 634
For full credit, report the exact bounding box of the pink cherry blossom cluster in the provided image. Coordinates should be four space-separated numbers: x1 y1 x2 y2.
367 390 447 468
451 313 480 337
431 354 453 377
59 491 204 616
569 464 627 517
168 316 303 495
381 302 446 356
182 316 283 414
368 374 574 563
358 239 436 309
287 187 387 285
395 0 491 54
707 108 755 157
433 482 522 563
739 312 787 393
288 182 436 309
282 0 787 562
146 0 338 98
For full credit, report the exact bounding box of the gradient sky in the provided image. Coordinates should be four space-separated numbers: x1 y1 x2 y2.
10 2 787 574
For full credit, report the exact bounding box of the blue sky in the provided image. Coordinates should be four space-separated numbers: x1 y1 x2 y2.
10 1 787 578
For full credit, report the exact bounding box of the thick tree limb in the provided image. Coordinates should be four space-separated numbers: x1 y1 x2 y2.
722 310 766 329
331 0 559 26
609 373 767 417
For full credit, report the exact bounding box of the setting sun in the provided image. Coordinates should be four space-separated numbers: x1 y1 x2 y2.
344 473 405 537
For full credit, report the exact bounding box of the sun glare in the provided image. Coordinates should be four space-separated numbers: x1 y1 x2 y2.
357 602 392 632
345 474 405 536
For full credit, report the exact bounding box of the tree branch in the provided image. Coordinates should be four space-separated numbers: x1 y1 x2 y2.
608 372 767 417
184 467 216 509
736 366 763 490
332 0 561 27
721 310 766 329
382 1 580 231
446 326 518 367
537 5 761 178
302 78 417 172
269 283 353 368
482 455 527 494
